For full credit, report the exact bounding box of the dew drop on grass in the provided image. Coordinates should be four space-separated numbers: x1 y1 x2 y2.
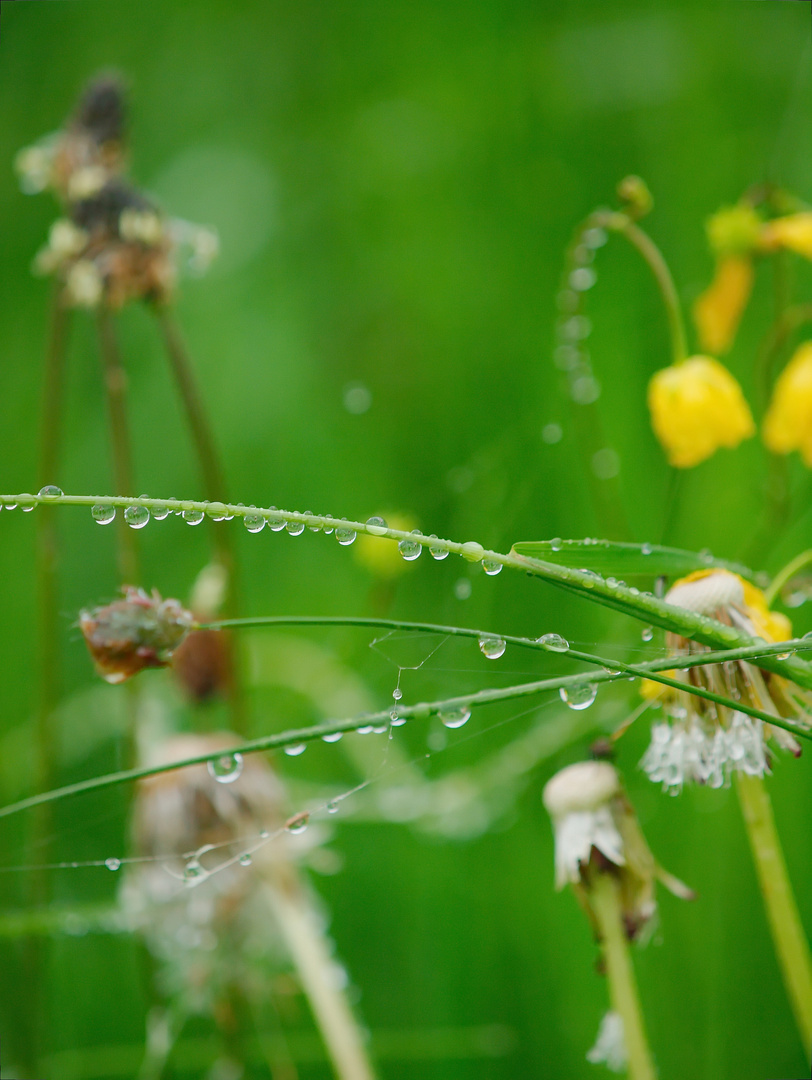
239 853 253 867
105 857 121 871
206 502 228 521
429 535 448 560
327 801 340 814
479 635 506 659
335 528 357 546
287 813 309 835
392 688 403 701
183 858 206 883
482 559 502 576
244 513 265 533
38 485 63 499
559 683 597 710
322 732 343 743
286 520 305 536
124 505 149 529
439 705 472 729
399 538 422 561
641 627 654 642
538 633 569 652
19 494 36 512
207 753 244 783
92 504 116 525
183 509 205 526
284 743 307 757
151 504 171 520
366 516 387 536
641 542 653 555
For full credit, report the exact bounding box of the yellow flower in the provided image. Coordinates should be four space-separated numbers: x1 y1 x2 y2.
759 213 812 259
354 513 417 578
647 356 755 468
640 569 806 790
763 342 812 467
692 255 754 355
706 204 762 256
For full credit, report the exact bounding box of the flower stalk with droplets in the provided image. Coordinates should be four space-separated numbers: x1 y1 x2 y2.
542 761 692 1080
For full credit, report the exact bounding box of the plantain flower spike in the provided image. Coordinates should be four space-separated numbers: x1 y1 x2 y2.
79 586 195 684
542 761 693 941
647 355 755 467
763 341 812 466
641 569 809 791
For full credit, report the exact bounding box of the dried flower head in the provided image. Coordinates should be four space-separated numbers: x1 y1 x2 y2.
542 761 693 940
79 586 194 683
647 355 755 468
641 570 808 791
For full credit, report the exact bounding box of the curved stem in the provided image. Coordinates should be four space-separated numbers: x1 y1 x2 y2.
736 774 812 1059
764 548 812 607
588 873 656 1080
600 212 688 365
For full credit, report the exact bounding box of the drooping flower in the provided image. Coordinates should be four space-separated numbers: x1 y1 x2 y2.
79 586 195 683
693 255 754 356
647 355 755 468
759 212 812 260
542 761 693 940
763 342 812 467
641 569 807 792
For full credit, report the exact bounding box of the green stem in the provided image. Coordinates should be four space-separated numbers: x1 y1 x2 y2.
600 212 688 365
4 492 812 690
765 549 812 607
96 310 139 584
736 774 812 1058
588 872 656 1080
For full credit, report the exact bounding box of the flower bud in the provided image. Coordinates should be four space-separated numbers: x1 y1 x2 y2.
616 175 652 219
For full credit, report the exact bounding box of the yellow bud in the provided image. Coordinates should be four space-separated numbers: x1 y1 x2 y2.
647 356 755 468
706 204 762 255
763 342 812 467
616 175 652 218
692 255 753 355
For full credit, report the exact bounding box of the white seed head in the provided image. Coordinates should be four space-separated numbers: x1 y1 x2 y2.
49 218 88 258
665 570 744 615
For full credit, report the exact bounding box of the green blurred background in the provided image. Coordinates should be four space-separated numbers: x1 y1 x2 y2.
2 0 812 1077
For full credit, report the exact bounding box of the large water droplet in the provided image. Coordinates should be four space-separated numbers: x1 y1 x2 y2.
284 743 307 756
439 705 472 729
19 494 36 512
335 528 357 546
322 731 343 743
92 504 116 525
326 800 340 814
482 559 502 576
286 813 309 835
105 857 121 871
366 516 387 536
398 538 422 561
478 635 506 659
183 858 206 883
239 853 253 867
392 688 403 701
207 752 244 784
776 650 792 661
550 538 563 552
538 633 569 653
641 542 653 555
559 683 597 710
429 535 448 560
244 513 265 533
38 485 63 499
641 627 654 642
268 508 286 531
124 505 149 529
151 503 171 520
183 509 205 526
286 520 305 536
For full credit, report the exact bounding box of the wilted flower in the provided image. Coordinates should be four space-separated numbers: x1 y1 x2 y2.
542 761 693 940
647 355 755 467
79 586 194 683
693 256 754 355
763 342 812 466
172 563 233 703
641 570 807 792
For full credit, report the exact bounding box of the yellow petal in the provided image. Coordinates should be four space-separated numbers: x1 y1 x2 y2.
647 356 755 468
693 256 753 355
759 213 812 259
763 342 812 466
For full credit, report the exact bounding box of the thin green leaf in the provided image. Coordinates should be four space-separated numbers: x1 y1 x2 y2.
511 539 754 579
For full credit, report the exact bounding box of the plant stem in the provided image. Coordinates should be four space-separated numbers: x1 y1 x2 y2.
96 309 139 584
599 212 688 365
764 549 812 607
736 773 812 1058
588 872 656 1080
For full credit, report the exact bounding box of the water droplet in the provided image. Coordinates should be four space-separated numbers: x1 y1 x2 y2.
439 705 472 729
372 724 388 734
284 743 307 757
357 725 375 735
390 714 408 727
151 503 171 520
322 731 343 743
538 633 569 652
259 829 270 839
429 535 448 560
641 627 654 642
326 800 340 814
602 665 621 676
583 226 607 249
38 485 63 499
699 548 714 565
92 504 116 525
206 502 228 520
570 267 596 291
392 688 403 701
19 494 36 512
183 858 206 883
3 501 16 510
124 505 149 529
244 513 265 533
559 683 597 710
389 706 400 722
550 538 563 552
105 857 121 871
207 752 244 784
239 853 253 867
183 509 205 526
482 559 502 576
268 508 286 531
335 528 357 546
366 516 387 536
398 538 422 561
306 512 321 532
478 635 506 659
287 813 309 835
641 542 653 555
286 520 305 536
461 541 485 562
776 651 791 661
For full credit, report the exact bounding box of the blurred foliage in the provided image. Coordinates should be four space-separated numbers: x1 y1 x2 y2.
2 1 812 1077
